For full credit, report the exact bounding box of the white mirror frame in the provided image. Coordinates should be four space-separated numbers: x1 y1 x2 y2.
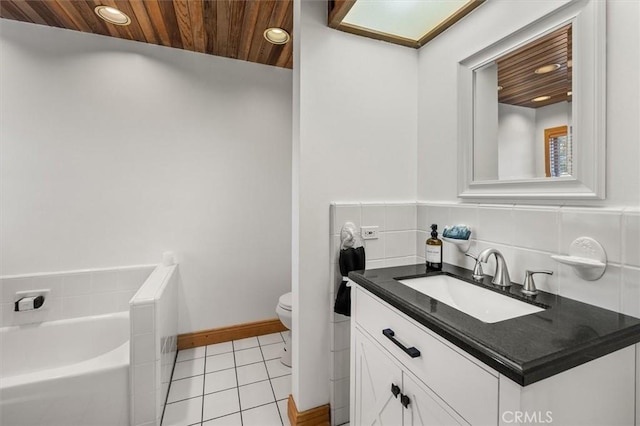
457 0 606 201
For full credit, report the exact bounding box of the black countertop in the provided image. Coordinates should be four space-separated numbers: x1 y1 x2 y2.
349 263 640 386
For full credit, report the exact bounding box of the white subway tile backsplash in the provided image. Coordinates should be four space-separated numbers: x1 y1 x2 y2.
621 267 640 319
509 248 559 294
365 259 385 270
361 204 386 231
477 206 514 245
385 231 416 258
330 235 341 265
448 205 478 234
560 208 622 264
513 207 560 252
333 204 362 235
623 212 640 267
384 256 417 268
558 264 622 312
363 234 385 260
421 203 450 232
417 204 429 231
385 204 416 231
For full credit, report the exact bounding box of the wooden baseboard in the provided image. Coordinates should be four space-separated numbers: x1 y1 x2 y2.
288 395 331 426
177 318 287 350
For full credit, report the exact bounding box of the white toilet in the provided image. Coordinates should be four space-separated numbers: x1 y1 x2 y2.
276 292 292 367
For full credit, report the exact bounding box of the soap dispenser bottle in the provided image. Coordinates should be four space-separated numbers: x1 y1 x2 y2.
426 224 443 271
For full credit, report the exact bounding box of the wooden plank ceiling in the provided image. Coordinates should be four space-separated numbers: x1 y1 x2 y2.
497 24 571 109
0 0 293 69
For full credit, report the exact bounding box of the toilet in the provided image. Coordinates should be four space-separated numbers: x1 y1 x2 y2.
276 292 292 367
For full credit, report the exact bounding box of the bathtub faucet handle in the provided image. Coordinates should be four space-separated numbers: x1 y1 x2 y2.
14 295 45 312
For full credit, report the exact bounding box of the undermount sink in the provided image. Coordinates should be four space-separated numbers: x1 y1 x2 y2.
397 275 545 323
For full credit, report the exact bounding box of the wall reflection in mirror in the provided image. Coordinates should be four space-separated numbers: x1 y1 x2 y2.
473 24 573 182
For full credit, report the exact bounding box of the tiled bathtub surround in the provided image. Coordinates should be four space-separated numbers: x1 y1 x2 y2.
329 202 421 425
130 264 180 426
0 264 155 327
328 202 640 425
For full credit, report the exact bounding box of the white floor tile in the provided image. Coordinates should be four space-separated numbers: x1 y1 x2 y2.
277 399 290 426
162 396 202 426
233 336 259 350
167 375 205 403
241 402 282 426
265 358 291 379
258 333 284 346
202 388 240 422
236 362 268 386
260 342 285 361
270 375 291 401
202 412 242 426
173 357 205 380
234 347 263 366
204 368 237 395
238 380 276 410
205 352 235 373
206 341 233 356
176 347 206 362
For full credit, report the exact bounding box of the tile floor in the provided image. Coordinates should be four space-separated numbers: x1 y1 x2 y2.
162 332 291 426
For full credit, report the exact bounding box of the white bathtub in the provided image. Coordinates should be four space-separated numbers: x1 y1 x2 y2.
0 312 130 426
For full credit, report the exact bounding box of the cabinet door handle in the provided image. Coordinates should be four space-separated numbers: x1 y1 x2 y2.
391 383 400 398
400 394 411 408
382 328 421 358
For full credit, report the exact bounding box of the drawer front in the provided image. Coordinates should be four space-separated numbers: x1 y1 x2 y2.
355 287 499 426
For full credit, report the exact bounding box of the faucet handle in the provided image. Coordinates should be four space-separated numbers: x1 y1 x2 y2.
522 270 553 295
465 253 484 281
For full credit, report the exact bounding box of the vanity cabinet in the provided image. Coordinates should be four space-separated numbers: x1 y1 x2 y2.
354 328 465 425
351 285 637 426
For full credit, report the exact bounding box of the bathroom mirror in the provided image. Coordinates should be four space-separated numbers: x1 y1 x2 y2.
457 0 605 200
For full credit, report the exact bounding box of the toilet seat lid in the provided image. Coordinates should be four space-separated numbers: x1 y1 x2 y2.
278 292 292 311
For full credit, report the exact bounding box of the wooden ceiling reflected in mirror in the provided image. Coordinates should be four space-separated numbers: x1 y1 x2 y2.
0 0 293 69
328 0 485 48
497 24 572 109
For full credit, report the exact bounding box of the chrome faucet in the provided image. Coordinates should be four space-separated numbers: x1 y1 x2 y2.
477 248 511 287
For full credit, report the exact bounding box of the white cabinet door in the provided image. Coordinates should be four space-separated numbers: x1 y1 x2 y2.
355 329 403 426
402 371 468 426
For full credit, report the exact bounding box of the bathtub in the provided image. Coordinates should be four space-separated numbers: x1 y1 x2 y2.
0 311 130 426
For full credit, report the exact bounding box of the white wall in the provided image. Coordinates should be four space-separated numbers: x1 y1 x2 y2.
417 0 640 207
498 103 536 180
474 63 499 180
534 101 572 176
293 0 418 412
0 20 292 333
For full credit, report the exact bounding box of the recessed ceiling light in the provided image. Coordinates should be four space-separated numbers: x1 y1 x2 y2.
95 5 131 26
532 95 552 102
263 28 290 45
534 63 561 74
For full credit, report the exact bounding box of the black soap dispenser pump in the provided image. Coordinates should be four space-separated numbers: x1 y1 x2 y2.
426 224 443 271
